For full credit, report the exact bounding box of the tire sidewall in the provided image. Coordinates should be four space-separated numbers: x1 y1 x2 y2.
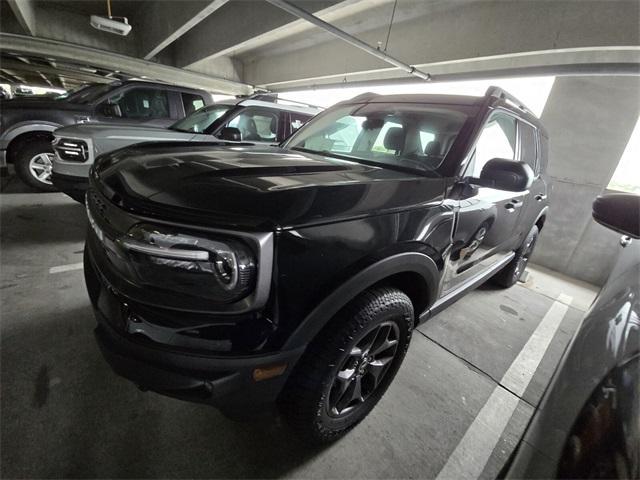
15 140 57 192
311 292 413 436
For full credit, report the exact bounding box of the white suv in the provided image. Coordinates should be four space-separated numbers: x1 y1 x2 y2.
51 95 322 201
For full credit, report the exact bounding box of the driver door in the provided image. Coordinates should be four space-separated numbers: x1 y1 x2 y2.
441 111 527 294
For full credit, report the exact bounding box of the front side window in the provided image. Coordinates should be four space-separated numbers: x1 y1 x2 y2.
227 108 279 142
105 88 170 119
285 103 470 173
466 112 517 177
169 105 232 133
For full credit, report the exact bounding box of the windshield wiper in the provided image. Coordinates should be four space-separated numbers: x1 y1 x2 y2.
290 146 433 176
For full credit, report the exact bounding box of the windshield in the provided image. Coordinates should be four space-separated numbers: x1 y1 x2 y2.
284 103 470 173
64 83 118 104
169 105 233 133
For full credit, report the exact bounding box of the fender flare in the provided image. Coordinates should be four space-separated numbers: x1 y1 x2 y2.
282 252 439 350
1 121 62 146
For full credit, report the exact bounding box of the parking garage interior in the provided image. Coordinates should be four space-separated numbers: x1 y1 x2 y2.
1 0 639 478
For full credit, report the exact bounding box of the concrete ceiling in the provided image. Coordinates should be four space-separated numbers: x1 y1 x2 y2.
1 0 638 94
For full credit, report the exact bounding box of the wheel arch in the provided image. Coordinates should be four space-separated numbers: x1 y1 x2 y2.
282 252 439 350
4 123 60 163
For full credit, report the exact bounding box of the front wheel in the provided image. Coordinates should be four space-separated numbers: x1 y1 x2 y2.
279 287 413 443
14 139 57 192
492 225 539 288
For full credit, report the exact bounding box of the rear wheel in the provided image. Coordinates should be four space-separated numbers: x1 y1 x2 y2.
492 225 539 288
14 139 57 192
279 287 413 443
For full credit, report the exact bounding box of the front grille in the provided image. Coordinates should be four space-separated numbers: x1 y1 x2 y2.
54 138 89 162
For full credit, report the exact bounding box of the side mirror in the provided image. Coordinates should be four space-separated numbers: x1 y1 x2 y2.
470 158 533 192
219 127 242 141
592 193 640 239
100 103 121 118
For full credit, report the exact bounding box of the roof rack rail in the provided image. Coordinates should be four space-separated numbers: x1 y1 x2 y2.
485 86 534 116
346 92 380 103
235 92 323 110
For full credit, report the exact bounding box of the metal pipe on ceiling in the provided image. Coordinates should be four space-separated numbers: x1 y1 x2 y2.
265 0 431 81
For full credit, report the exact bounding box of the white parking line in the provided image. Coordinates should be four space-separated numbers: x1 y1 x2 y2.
436 293 573 479
49 262 83 274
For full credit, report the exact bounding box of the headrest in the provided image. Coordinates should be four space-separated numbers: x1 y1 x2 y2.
270 116 277 134
424 140 442 156
383 127 405 152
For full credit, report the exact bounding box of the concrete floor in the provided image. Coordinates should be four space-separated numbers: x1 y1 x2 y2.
1 186 599 479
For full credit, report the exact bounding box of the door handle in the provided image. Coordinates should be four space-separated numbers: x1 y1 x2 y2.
620 235 632 248
505 199 522 211
535 194 547 202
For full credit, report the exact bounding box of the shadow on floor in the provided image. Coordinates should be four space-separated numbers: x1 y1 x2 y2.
1 200 86 247
1 305 329 478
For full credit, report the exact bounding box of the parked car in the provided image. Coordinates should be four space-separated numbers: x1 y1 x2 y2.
51 95 321 202
0 80 214 191
505 193 639 479
83 87 549 442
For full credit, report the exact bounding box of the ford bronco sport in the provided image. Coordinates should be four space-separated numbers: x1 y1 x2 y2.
84 87 549 442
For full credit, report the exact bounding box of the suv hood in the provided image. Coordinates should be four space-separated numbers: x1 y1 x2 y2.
55 123 192 140
93 143 446 230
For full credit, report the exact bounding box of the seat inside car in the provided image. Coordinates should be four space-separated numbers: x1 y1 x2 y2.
383 127 406 155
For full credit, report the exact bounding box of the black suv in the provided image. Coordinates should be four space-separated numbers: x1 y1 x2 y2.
0 80 213 191
84 87 549 442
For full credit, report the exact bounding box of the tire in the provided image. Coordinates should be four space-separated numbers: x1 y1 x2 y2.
279 286 414 443
492 225 539 288
14 138 57 192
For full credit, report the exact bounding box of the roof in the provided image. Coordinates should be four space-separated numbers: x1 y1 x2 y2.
337 87 547 134
216 97 323 115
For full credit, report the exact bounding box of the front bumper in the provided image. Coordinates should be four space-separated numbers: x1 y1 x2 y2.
52 172 88 202
85 247 304 415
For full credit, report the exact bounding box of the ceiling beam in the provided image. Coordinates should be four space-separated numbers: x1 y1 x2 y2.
143 0 229 60
265 0 430 81
6 0 37 36
0 33 253 94
169 0 340 69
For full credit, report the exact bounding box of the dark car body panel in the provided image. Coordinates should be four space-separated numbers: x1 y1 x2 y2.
505 236 640 478
85 90 550 413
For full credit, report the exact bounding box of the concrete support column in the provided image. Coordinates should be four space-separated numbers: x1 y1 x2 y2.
532 76 640 285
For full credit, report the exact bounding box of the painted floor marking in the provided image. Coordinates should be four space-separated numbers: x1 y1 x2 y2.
436 293 572 479
49 262 84 274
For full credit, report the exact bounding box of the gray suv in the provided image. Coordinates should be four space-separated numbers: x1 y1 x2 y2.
51 96 321 202
0 80 213 191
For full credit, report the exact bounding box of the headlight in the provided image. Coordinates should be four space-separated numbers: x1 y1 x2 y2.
118 223 256 303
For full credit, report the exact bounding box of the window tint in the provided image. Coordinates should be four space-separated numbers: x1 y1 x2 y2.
286 103 469 173
106 88 170 119
227 108 278 142
468 112 517 177
519 121 538 173
182 93 205 116
289 112 312 135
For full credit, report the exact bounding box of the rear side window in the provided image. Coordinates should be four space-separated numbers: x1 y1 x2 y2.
289 112 312 134
519 121 538 173
107 88 170 119
182 93 205 116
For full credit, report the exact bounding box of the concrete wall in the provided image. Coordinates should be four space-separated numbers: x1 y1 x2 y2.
532 76 640 286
